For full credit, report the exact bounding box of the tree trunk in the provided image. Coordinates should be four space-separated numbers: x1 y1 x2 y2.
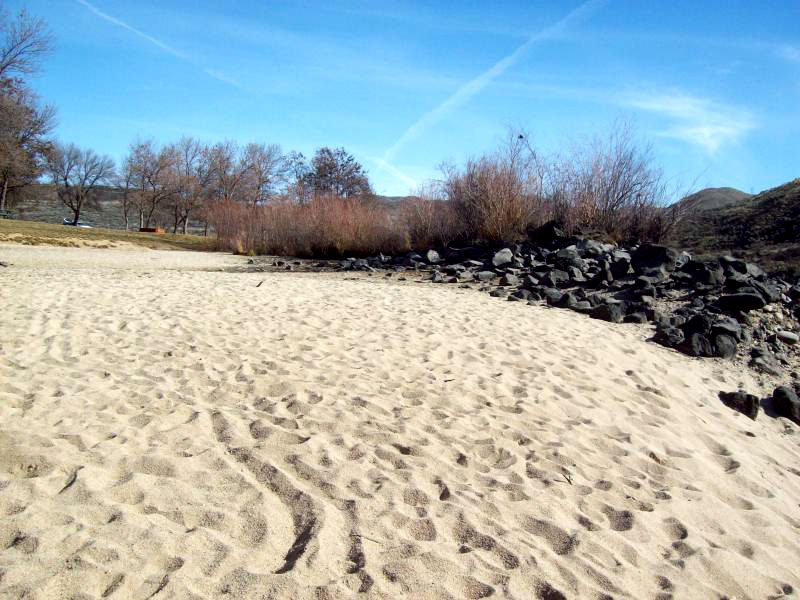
0 178 7 212
182 213 189 235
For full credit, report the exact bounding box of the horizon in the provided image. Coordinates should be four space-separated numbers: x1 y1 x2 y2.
6 0 800 197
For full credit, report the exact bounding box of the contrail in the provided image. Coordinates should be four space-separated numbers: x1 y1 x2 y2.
76 0 186 59
76 0 243 89
383 0 605 161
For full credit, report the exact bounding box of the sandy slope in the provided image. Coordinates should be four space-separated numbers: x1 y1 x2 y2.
1 244 799 600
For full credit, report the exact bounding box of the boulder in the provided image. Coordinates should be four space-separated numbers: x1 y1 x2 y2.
717 293 767 313
631 243 679 276
719 256 765 280
554 247 585 270
425 249 441 264
776 330 799 345
681 260 725 286
610 251 632 278
541 269 570 288
718 391 760 420
682 333 714 357
499 274 520 287
590 301 625 323
713 334 738 359
542 288 564 305
475 271 496 282
711 318 743 341
655 325 685 347
492 248 514 268
772 386 800 423
430 271 445 283
527 220 565 247
624 312 649 324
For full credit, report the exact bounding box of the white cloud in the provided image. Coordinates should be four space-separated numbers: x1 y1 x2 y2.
778 44 800 63
382 0 605 162
624 92 755 153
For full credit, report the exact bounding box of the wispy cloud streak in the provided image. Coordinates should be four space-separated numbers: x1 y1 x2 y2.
626 92 755 153
76 0 243 89
382 0 605 162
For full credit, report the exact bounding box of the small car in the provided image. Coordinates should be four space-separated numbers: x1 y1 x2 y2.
63 218 93 228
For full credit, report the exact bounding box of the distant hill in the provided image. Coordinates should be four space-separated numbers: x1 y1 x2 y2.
668 178 800 277
673 187 752 213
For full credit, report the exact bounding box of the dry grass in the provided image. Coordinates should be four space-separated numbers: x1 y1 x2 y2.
208 196 407 257
0 218 216 251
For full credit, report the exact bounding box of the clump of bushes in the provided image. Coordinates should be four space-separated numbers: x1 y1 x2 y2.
209 123 689 257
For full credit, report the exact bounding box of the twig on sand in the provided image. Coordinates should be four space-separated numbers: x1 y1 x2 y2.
256 280 264 287
351 533 383 545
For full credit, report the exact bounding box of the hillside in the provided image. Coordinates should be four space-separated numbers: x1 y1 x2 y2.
674 186 752 212
668 178 800 277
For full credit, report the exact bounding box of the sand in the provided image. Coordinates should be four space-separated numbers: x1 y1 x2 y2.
1 243 799 600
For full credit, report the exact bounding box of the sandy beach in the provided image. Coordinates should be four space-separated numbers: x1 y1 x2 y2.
1 243 799 599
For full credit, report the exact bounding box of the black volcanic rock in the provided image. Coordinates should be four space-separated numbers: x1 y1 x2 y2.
718 391 760 420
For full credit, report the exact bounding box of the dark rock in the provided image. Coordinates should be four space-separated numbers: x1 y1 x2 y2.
682 314 712 336
772 386 800 423
522 275 540 289
475 271 496 282
431 271 445 283
631 243 679 276
527 220 565 246
541 269 570 288
556 291 579 309
776 330 799 345
572 300 593 312
718 391 760 420
554 247 585 270
567 266 586 283
578 239 606 257
751 353 784 376
590 301 625 323
489 288 507 298
610 251 632 278
492 248 514 268
499 274 520 287
719 256 765 280
713 334 738 359
717 293 767 313
681 260 725 286
655 325 685 347
750 280 781 303
624 312 648 324
711 318 743 341
682 333 714 357
509 289 534 302
542 288 564 305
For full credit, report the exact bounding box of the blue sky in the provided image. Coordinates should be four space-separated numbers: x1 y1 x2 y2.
8 0 800 196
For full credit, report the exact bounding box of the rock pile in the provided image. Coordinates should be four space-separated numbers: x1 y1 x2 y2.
334 222 799 374
718 383 800 425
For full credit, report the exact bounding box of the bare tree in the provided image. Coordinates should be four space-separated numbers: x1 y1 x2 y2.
169 137 211 233
309 147 372 199
47 142 115 225
284 150 310 204
242 142 285 206
0 3 55 211
0 87 55 210
123 139 176 229
0 4 53 88
208 140 250 203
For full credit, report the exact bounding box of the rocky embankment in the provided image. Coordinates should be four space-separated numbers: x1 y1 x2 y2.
245 222 800 423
